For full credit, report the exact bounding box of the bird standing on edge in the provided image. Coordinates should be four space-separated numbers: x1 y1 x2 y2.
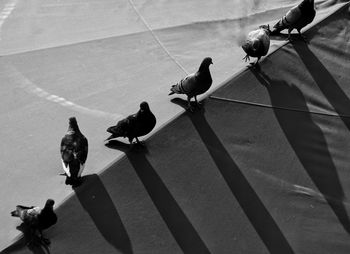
105 101 156 145
270 0 315 40
242 25 271 66
11 199 57 246
60 117 88 186
169 57 213 112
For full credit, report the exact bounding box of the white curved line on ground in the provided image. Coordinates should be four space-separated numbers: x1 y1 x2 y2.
127 0 189 75
0 0 17 40
254 168 349 205
7 65 123 120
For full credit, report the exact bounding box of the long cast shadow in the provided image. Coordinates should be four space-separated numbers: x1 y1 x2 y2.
252 69 350 234
106 141 211 254
292 40 350 132
171 98 295 254
74 174 133 254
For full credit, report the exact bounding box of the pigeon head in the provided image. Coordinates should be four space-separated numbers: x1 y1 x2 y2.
199 57 213 71
259 24 271 35
202 57 213 66
242 39 260 55
68 117 80 132
140 101 150 112
45 199 55 208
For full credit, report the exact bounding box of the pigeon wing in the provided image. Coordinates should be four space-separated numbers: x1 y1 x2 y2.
257 30 270 56
169 72 197 95
38 208 58 230
273 5 302 31
22 206 41 225
134 111 157 137
76 134 88 164
107 117 131 137
60 135 75 165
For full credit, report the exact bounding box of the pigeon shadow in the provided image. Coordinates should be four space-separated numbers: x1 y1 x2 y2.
106 141 211 254
185 108 294 254
170 97 206 112
291 40 350 133
73 174 133 254
251 69 350 234
1 223 50 254
105 140 148 155
269 32 313 44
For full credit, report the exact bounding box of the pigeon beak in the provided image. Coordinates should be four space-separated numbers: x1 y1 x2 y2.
210 60 213 65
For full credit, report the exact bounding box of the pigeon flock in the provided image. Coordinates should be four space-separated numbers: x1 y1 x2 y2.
10 0 316 248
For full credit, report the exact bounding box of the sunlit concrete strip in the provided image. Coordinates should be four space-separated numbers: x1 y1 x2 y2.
0 0 17 40
7 64 123 120
127 0 189 75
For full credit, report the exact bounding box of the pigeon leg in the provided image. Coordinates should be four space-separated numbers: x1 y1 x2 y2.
287 28 293 41
242 55 250 62
27 228 40 247
41 237 51 246
254 57 261 66
297 29 307 42
194 96 202 107
187 96 194 112
38 230 51 245
134 137 145 146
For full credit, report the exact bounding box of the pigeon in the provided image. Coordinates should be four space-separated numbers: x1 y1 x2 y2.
242 25 270 66
105 101 156 145
169 57 213 111
270 0 315 40
60 117 88 186
11 199 57 245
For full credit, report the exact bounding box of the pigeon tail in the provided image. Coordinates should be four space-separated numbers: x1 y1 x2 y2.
105 134 116 141
11 210 19 217
169 82 186 95
107 125 125 137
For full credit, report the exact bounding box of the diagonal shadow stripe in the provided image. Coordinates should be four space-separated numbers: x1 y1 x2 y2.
171 98 294 254
74 174 133 254
252 69 350 234
292 41 350 133
106 141 211 254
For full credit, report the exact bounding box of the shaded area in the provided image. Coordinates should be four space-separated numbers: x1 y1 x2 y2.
171 98 294 254
74 174 133 254
106 141 211 254
1 224 50 254
252 69 350 234
292 40 350 129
